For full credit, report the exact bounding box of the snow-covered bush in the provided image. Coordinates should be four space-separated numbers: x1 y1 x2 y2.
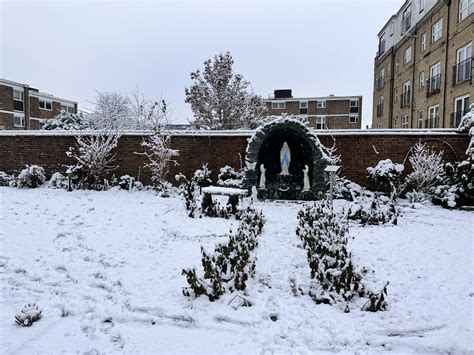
367 159 404 195
176 173 200 218
13 165 46 188
139 131 179 193
14 304 42 327
404 142 444 193
0 171 13 187
193 163 212 190
182 208 265 301
296 200 388 311
347 194 398 225
334 177 365 201
42 111 89 130
432 161 473 208
66 126 121 190
457 103 474 161
406 191 426 207
48 172 68 189
117 175 140 191
217 165 244 188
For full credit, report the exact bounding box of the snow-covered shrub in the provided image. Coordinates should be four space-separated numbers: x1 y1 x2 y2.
66 127 121 190
14 304 42 327
296 200 388 311
361 282 389 312
217 165 244 188
367 159 404 195
432 161 473 208
0 171 13 187
347 194 398 225
139 131 179 193
404 142 444 193
48 172 68 189
14 165 46 188
457 103 474 161
42 111 89 130
406 191 426 207
193 163 212 190
334 177 365 201
182 208 265 301
176 173 199 218
117 175 138 191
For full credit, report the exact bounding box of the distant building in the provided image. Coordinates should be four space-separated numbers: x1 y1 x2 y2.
0 78 78 130
373 0 473 129
263 89 362 129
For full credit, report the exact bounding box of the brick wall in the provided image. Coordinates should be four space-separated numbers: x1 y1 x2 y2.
0 131 469 188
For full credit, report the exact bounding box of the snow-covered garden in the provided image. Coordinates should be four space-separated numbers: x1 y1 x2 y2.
0 186 472 353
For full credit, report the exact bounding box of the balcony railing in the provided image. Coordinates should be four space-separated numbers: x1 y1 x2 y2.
426 115 439 128
376 77 385 90
451 108 470 128
400 90 411 108
426 75 441 96
453 57 472 85
376 103 384 117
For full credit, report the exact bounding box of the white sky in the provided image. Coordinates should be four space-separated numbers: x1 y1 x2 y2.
0 0 402 127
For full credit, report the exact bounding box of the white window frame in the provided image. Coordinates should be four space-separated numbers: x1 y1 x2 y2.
419 0 425 12
454 93 470 123
395 57 400 72
316 100 326 108
428 104 439 128
350 99 359 108
402 115 409 128
402 5 412 34
459 0 473 22
419 71 425 90
13 89 24 101
404 46 412 64
418 110 424 128
13 114 25 127
271 101 286 109
389 21 394 37
394 88 398 103
456 42 472 64
421 32 426 51
430 61 441 78
39 99 53 111
380 68 385 87
432 18 443 43
61 105 75 114
315 116 326 130
349 115 358 123
378 122 383 129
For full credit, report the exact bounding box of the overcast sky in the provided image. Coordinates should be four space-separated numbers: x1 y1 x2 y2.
0 0 401 127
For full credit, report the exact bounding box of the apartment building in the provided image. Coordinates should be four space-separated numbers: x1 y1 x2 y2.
373 0 473 129
0 78 78 130
264 89 362 129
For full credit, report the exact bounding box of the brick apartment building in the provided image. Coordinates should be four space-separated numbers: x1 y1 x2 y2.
0 78 78 130
264 90 363 129
373 0 473 129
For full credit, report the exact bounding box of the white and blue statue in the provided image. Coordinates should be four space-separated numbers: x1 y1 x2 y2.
280 142 291 175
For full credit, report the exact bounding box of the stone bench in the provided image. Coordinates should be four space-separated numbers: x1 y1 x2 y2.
201 186 248 214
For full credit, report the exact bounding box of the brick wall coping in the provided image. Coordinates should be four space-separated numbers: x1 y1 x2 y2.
0 128 465 137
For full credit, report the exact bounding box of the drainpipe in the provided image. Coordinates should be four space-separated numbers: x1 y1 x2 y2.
411 26 417 128
442 0 452 128
389 47 395 128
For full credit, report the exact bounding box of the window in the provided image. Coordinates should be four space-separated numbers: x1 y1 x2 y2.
421 33 426 51
315 116 326 130
61 105 75 114
394 88 398 103
378 122 383 129
13 114 25 127
428 105 439 128
378 68 385 89
13 89 24 112
419 71 425 90
454 42 472 84
418 110 424 128
393 116 398 128
454 94 470 127
271 101 285 109
432 18 443 43
459 0 473 22
395 57 400 73
349 115 358 123
404 46 412 64
377 96 384 117
401 81 411 107
389 21 394 36
419 0 425 12
402 5 412 34
402 115 409 128
350 100 359 113
39 99 52 110
379 36 386 55
316 100 326 108
428 62 441 94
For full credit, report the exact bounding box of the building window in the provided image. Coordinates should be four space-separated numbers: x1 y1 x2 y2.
432 18 443 43
454 42 472 85
299 101 308 115
419 0 425 12
61 105 75 114
404 46 412 64
13 89 24 112
453 94 470 127
350 100 359 113
349 115 358 123
13 114 25 127
39 99 52 110
428 62 441 95
394 88 398 103
402 115 409 128
379 36 386 55
401 81 411 107
395 57 400 73
377 96 384 117
418 110 424 128
428 105 439 128
419 71 425 90
459 0 473 22
316 100 326 108
378 68 385 89
402 5 412 34
389 21 394 36
271 101 285 109
378 122 383 129
315 116 326 130
421 32 426 51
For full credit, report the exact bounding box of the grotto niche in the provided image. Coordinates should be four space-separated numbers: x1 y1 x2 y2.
244 117 334 200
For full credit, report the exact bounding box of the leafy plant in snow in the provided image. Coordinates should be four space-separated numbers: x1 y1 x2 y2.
347 194 399 225
0 171 13 187
13 165 46 188
367 159 404 196
14 304 42 327
404 142 444 193
217 165 244 188
193 163 212 191
42 111 90 130
48 172 68 189
175 173 200 218
432 161 473 208
182 208 265 301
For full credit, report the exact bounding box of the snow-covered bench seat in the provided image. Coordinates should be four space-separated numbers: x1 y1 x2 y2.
201 186 249 214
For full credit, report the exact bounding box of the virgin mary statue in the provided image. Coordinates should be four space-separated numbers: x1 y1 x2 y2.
280 142 291 175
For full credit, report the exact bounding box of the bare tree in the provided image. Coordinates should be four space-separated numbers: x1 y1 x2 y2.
405 142 444 192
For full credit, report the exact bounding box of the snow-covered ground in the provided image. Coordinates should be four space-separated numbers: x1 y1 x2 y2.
0 187 472 354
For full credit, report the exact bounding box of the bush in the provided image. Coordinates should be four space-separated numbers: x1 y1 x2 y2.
13 165 46 188
0 171 13 187
404 142 444 193
15 304 42 327
432 161 474 208
176 173 199 218
347 194 398 225
182 208 265 301
48 172 68 189
217 165 243 188
367 159 404 195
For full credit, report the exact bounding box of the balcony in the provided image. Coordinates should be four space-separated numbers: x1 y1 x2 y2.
453 58 472 85
426 115 439 128
400 90 411 108
451 108 470 128
426 75 441 97
376 103 384 117
376 77 385 90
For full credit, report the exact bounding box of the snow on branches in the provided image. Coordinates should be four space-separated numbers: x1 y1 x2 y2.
367 159 404 195
185 52 267 130
42 111 90 131
405 142 444 192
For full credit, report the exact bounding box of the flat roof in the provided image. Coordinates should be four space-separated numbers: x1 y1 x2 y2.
264 96 362 102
